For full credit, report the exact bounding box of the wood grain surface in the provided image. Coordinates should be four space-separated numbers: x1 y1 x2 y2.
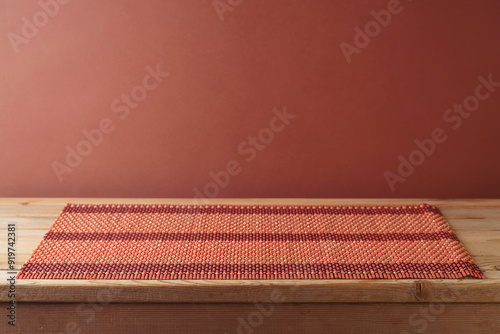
1 198 499 303
1 198 500 333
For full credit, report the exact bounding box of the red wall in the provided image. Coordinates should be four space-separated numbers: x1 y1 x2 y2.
1 0 500 198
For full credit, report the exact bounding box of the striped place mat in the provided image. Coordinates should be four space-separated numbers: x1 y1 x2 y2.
17 203 484 279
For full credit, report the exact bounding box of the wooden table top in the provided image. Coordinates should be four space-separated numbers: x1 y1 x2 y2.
1 198 499 303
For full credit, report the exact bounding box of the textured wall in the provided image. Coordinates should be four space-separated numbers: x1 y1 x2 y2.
1 0 499 198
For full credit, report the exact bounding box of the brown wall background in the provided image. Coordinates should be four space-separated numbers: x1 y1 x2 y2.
1 0 499 198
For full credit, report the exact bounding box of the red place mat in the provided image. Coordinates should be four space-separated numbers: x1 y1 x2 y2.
17 203 484 279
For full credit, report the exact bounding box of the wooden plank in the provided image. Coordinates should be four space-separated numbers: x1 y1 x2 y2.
1 197 500 207
0 230 45 269
484 271 500 279
470 256 500 271
0 206 62 218
440 207 500 220
1 303 499 334
457 239 500 257
0 198 498 305
453 229 500 242
2 202 500 220
0 217 57 230
417 279 500 302
450 217 500 231
0 273 417 303
1 270 499 303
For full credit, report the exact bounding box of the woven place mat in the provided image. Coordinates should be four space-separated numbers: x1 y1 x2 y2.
17 203 484 280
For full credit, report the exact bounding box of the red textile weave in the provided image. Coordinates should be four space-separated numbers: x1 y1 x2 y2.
17 203 484 279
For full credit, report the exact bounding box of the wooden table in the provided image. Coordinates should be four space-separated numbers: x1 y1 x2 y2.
1 198 499 333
